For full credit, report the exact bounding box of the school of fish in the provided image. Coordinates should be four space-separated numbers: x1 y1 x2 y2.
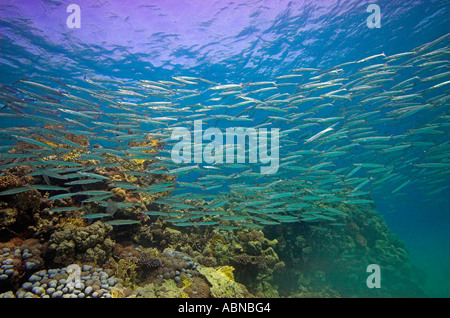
0 33 449 230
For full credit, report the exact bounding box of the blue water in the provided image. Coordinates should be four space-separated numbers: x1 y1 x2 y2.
1 0 449 297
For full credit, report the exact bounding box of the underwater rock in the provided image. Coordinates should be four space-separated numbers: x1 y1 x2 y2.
108 258 137 289
162 227 183 245
265 204 426 297
182 276 212 298
138 255 163 269
0 238 45 292
107 244 203 290
0 166 89 241
0 207 18 227
48 221 115 266
135 279 188 298
134 264 252 298
14 266 129 298
197 266 252 298
245 240 262 255
15 189 42 214
0 134 428 299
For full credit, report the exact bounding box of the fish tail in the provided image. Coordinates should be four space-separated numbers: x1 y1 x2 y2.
12 77 28 85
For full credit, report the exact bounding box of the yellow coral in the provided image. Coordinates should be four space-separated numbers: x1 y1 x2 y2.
181 274 193 290
110 287 122 298
59 217 86 228
133 159 146 165
35 136 60 148
218 266 235 281
61 149 82 162
110 287 134 298
0 207 18 226
112 259 137 290
179 291 190 298
198 266 249 298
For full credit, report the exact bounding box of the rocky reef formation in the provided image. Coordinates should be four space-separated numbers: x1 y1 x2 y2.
265 204 426 297
0 238 45 292
47 221 115 266
12 266 128 298
0 133 426 298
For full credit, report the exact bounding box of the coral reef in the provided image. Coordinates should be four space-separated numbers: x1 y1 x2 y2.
0 238 46 293
266 203 426 297
47 221 115 266
0 165 86 242
133 248 209 298
0 132 426 298
0 167 40 239
12 265 130 298
134 256 253 298
135 279 188 298
197 266 252 298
